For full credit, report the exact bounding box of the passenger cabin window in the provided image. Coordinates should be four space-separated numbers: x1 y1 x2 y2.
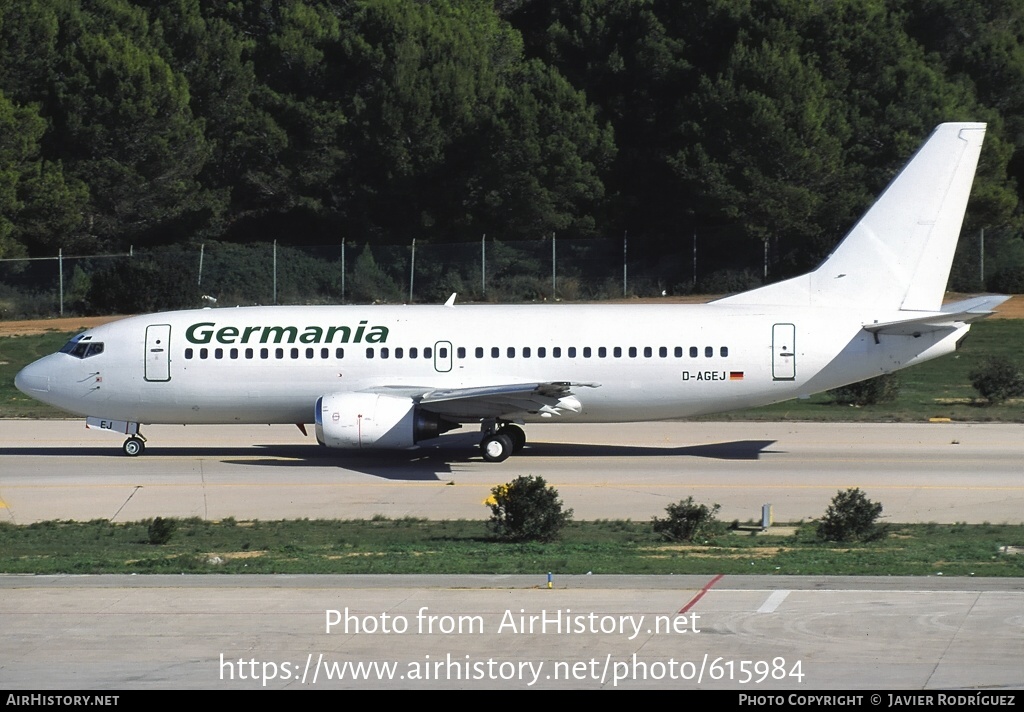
705 346 713 358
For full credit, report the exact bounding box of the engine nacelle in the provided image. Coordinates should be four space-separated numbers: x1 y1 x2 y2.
314 392 457 449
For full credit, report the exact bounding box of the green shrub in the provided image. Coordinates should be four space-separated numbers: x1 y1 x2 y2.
146 517 176 545
652 497 722 542
969 356 1024 405
816 489 886 542
828 374 900 406
487 476 573 542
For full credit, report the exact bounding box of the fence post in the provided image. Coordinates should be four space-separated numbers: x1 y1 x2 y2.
551 232 556 297
58 248 64 316
409 238 416 303
980 228 985 288
623 231 628 297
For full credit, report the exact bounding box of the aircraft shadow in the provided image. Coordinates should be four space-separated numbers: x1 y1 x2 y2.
220 438 780 480
516 439 779 460
2 439 779 482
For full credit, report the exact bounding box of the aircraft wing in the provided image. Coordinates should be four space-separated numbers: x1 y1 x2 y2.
862 295 1009 336
369 382 600 420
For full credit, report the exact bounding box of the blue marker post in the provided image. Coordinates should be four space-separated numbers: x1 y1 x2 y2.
547 572 552 589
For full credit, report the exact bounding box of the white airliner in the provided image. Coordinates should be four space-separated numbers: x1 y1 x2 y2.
15 123 1007 461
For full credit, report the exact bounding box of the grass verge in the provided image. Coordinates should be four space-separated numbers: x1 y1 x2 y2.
2 518 1021 576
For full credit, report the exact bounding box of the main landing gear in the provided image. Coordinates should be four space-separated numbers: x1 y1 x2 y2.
479 422 526 463
123 432 147 457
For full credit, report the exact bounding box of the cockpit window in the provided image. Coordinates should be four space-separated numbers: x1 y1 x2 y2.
59 335 85 354
60 336 104 359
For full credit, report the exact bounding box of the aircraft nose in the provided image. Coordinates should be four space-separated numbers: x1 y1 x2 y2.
15 359 50 394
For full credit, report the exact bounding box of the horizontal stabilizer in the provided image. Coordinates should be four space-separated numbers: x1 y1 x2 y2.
863 295 1009 336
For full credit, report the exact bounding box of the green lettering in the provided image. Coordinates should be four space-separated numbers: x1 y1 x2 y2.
326 326 351 343
299 326 323 344
365 326 389 343
260 326 298 344
185 322 215 344
216 326 239 344
241 326 261 343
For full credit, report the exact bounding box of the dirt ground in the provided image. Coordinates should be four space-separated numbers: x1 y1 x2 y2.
1 294 1020 337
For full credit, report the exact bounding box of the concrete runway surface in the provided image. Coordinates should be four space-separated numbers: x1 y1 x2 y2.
1 574 1021 690
1 419 1022 524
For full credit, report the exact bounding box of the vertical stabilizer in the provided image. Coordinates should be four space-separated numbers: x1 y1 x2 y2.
718 123 986 310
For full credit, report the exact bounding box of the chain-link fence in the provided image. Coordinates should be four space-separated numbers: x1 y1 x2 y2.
2 226 1010 318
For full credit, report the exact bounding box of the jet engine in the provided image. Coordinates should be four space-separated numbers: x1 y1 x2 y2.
314 392 458 449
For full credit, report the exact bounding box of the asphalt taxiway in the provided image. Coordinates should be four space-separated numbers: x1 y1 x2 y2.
1 574 1021 690
1 420 1022 524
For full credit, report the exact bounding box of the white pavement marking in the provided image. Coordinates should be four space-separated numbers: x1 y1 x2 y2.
757 589 790 613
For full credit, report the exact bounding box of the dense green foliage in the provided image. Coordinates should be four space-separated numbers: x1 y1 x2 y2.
0 517 1020 576
487 475 573 542
1 0 1023 310
817 488 887 543
651 497 722 542
828 374 901 406
969 355 1024 405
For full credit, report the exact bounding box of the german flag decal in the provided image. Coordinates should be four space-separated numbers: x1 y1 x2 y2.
729 371 745 380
